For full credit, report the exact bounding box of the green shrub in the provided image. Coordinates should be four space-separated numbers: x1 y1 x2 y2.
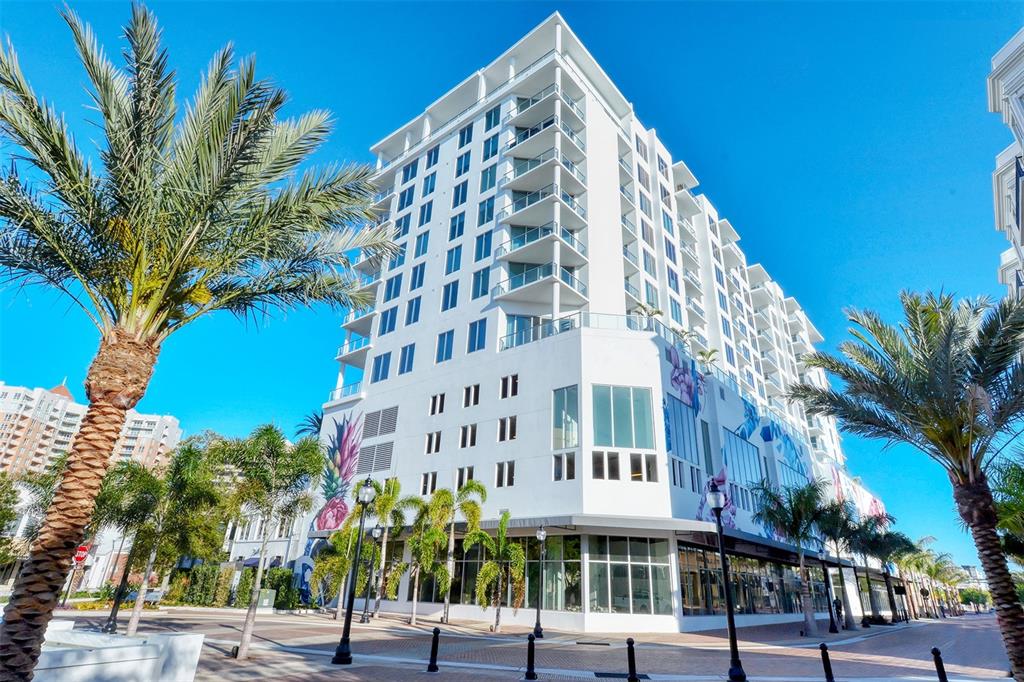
165 573 188 603
213 566 234 607
233 568 254 608
183 564 220 605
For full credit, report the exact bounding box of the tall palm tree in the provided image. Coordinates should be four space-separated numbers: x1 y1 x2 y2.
859 527 916 623
790 292 1024 675
462 511 526 633
0 5 394 674
816 499 859 630
220 425 323 659
435 481 487 624
752 479 827 637
369 478 417 617
849 515 889 624
405 495 448 626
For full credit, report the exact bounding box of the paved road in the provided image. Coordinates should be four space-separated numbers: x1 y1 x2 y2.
64 608 1011 681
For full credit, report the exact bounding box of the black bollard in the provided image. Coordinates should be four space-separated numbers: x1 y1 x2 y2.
626 637 639 682
427 627 440 673
525 633 538 681
931 647 948 682
819 643 836 682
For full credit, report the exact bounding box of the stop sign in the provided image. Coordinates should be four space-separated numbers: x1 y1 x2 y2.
73 545 89 564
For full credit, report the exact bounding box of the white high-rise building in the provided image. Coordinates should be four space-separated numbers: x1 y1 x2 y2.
989 27 1024 300
301 13 893 632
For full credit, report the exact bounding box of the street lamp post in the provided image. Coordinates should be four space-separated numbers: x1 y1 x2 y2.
707 481 746 682
360 525 383 624
534 525 547 639
332 477 376 665
819 552 839 634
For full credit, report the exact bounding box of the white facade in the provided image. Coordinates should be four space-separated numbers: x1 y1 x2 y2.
989 27 1024 299
264 13 891 632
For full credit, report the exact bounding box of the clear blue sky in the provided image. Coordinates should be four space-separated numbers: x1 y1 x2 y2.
0 1 1021 567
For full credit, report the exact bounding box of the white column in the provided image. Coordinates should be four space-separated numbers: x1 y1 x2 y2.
403 130 412 153
555 65 563 91
508 56 516 82
422 115 432 139
555 22 563 54
477 72 486 101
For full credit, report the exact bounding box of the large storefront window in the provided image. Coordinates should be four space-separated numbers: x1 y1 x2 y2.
678 545 828 616
592 386 654 449
588 536 673 615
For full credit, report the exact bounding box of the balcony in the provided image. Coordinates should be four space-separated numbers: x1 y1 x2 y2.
327 382 365 404
619 185 635 206
342 306 376 335
498 311 696 353
506 115 586 161
766 374 785 396
499 147 586 194
494 223 587 266
723 241 744 267
336 335 372 364
372 187 395 209
681 243 700 265
504 83 585 130
686 297 706 320
624 279 642 306
618 156 632 183
683 268 702 291
621 215 637 243
680 218 698 241
496 183 586 229
675 186 701 218
492 262 588 305
761 350 779 371
622 246 639 274
357 271 381 293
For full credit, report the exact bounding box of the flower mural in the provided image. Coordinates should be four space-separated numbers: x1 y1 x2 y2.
759 420 811 483
667 346 704 413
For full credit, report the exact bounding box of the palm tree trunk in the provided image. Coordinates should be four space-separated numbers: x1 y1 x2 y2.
372 525 390 616
953 477 1024 679
442 519 455 624
0 332 157 678
798 551 817 636
882 568 898 623
834 543 858 630
493 567 504 633
236 513 271 660
125 535 159 637
862 554 881 621
410 568 419 626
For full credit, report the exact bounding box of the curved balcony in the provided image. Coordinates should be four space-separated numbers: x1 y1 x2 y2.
495 183 586 229
492 262 588 306
505 115 585 162
494 223 587 267
499 147 586 195
504 82 585 130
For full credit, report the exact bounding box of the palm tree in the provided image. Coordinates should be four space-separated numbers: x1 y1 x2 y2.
849 515 889 624
435 481 487 624
0 5 395 673
816 500 859 630
220 425 323 659
405 495 448 626
752 479 827 637
125 441 223 636
697 349 720 372
462 511 526 633
859 527 915 623
296 411 324 440
790 292 1024 674
369 478 417 617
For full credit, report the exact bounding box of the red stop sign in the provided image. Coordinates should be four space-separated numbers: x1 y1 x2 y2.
73 545 89 564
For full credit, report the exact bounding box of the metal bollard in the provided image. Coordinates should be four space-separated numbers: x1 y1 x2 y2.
819 643 836 682
525 633 538 681
427 627 440 673
626 637 639 682
931 647 948 682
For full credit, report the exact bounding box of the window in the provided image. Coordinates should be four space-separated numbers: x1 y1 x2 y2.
384 274 402 302
370 353 391 383
418 200 433 227
635 134 649 160
588 535 672 615
480 165 497 193
425 431 442 454
395 213 411 238
637 165 650 191
642 250 655 276
456 151 471 177
725 344 735 367
483 135 499 161
553 452 576 481
658 155 669 178
670 298 683 325
641 221 654 246
458 123 473 148
463 384 480 407
592 386 654 449
422 172 436 197
402 159 418 184
471 268 490 299
500 374 519 399
477 197 494 225
398 343 415 374
425 145 439 169
410 263 425 290
441 281 459 311
429 393 445 415
591 451 621 480
389 243 406 270
721 318 732 339
456 466 475 489
628 453 659 482
485 105 501 130
552 385 579 449
445 245 462 274
378 307 397 335
664 239 677 264
436 330 454 363
645 281 659 308
638 193 652 218
447 213 465 241
421 471 437 495
498 415 517 442
495 460 515 487
667 269 679 293
460 424 477 448
475 231 492 261
662 210 674 236
452 181 468 207
398 187 414 210
467 318 487 353
715 266 725 287
722 429 763 511
718 291 728 309
414 232 429 258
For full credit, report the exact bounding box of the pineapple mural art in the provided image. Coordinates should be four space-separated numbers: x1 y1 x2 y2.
314 413 363 532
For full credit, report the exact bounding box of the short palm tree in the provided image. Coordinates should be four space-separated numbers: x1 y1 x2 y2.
405 494 448 626
462 511 526 633
0 6 394 674
752 479 827 637
816 499 859 629
368 478 418 617
849 515 889 623
790 292 1024 675
296 411 324 440
435 481 487 624
859 526 916 623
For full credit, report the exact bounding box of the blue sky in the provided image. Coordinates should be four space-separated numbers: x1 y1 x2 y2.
0 1 1021 566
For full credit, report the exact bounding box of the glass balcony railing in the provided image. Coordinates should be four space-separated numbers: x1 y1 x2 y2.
328 382 363 401
622 246 638 267
498 147 586 187
686 298 705 318
493 222 586 258
683 269 702 287
372 187 394 203
618 156 631 174
498 311 696 354
624 279 641 300
337 336 370 356
506 115 586 153
492 263 587 298
619 185 635 205
495 183 586 222
504 83 585 123
682 244 699 262
621 215 637 237
341 307 375 325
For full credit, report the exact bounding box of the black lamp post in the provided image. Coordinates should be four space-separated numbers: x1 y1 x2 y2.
332 477 376 665
533 525 547 639
819 551 839 634
707 481 746 682
360 524 383 624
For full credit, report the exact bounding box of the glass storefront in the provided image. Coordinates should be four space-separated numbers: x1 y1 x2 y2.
587 535 674 615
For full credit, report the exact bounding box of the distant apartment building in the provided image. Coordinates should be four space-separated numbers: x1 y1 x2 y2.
0 381 182 475
989 27 1024 299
